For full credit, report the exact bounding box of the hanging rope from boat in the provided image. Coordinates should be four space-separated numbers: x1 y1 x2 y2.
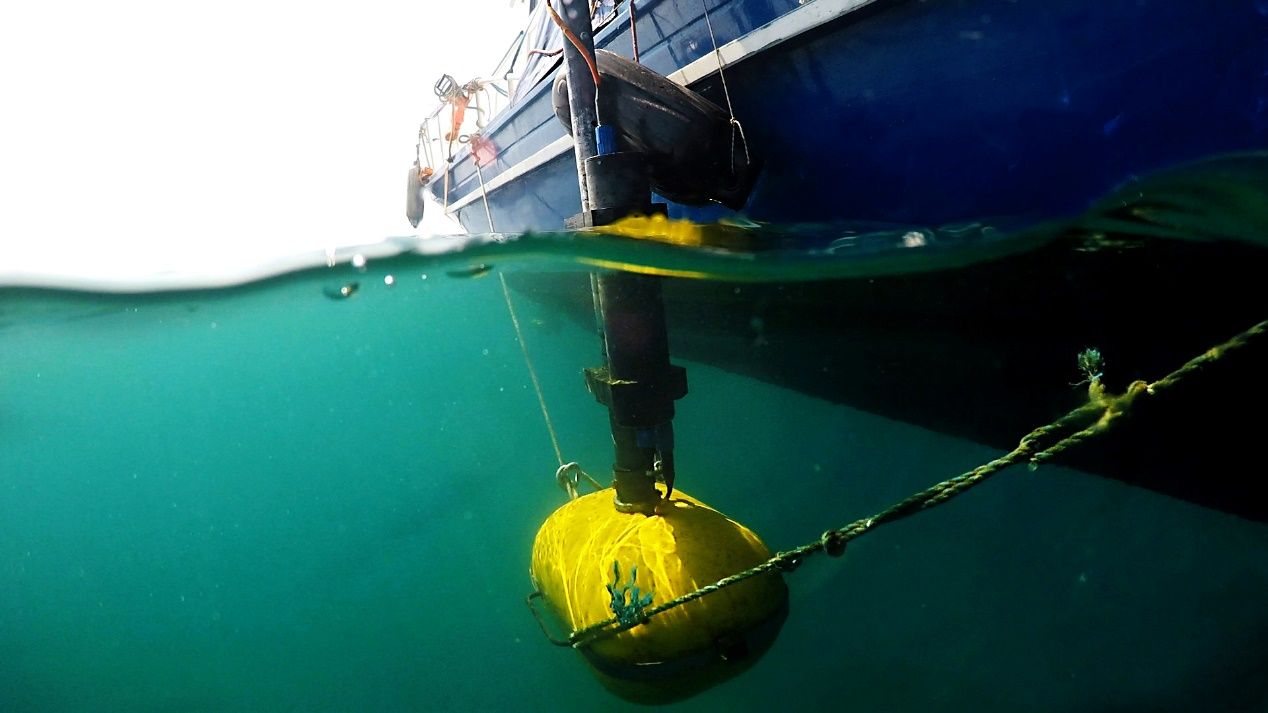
413 124 436 190
465 79 489 131
478 142 601 500
435 74 469 145
430 113 446 200
420 121 436 172
545 0 603 90
469 135 496 233
434 74 468 212
700 0 750 174
498 268 557 460
442 159 452 213
498 268 603 501
629 0 640 63
541 319 1268 649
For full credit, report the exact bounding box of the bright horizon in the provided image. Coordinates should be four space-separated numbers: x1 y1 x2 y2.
0 0 530 283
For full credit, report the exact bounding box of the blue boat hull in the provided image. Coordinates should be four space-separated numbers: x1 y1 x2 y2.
432 0 1268 234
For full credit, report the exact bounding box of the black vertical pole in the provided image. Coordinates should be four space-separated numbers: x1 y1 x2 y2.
558 0 686 513
591 272 686 510
559 0 599 212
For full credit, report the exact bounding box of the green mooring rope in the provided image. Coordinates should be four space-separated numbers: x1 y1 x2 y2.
561 319 1267 650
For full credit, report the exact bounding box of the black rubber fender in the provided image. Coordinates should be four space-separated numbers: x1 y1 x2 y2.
553 50 760 210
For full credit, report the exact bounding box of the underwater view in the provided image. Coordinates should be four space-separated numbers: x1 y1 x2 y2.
3 195 1268 711
4 0 1268 710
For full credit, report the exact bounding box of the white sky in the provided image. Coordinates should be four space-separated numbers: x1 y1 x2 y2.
0 0 529 283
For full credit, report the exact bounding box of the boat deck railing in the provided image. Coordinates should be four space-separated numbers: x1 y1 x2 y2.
416 28 528 174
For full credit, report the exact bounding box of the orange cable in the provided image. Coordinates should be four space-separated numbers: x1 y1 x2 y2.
545 0 601 87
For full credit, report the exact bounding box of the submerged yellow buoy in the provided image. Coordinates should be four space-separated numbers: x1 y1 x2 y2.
530 487 788 704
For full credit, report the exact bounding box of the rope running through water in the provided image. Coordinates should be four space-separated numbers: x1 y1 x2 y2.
562 319 1267 649
500 272 603 497
469 126 600 496
499 273 566 467
468 142 564 467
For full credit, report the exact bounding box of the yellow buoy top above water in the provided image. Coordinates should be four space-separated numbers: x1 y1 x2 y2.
530 486 788 705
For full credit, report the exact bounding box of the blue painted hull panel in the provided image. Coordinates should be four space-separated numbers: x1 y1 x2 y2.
432 0 1268 234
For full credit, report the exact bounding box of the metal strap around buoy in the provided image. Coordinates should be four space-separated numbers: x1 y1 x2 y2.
557 319 1267 650
526 590 576 646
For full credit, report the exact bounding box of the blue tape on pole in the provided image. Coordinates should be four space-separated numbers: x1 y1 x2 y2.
595 124 616 155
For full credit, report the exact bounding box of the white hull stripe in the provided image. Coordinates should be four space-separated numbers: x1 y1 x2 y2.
446 0 878 214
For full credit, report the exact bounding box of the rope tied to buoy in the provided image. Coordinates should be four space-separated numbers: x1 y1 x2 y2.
557 461 604 500
499 262 602 500
553 319 1266 650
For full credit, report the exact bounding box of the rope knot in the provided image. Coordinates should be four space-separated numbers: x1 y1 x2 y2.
820 530 847 557
1125 379 1153 399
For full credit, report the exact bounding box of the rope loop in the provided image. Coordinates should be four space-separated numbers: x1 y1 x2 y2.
557 462 584 499
556 461 605 500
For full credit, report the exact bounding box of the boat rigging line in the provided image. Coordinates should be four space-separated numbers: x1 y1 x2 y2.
477 150 603 500
498 263 604 501
545 0 604 114
471 136 496 233
415 124 432 174
700 0 750 173
629 0 639 63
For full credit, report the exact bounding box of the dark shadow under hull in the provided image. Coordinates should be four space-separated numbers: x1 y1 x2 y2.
507 235 1268 522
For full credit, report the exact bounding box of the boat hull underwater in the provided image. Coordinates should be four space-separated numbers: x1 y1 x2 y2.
504 217 1268 523
408 2 1268 703
419 0 1268 522
430 0 1268 235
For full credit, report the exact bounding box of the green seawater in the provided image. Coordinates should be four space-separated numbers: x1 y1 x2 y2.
3 182 1268 711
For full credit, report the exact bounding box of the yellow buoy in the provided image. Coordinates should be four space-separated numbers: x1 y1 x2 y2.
530 487 788 704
